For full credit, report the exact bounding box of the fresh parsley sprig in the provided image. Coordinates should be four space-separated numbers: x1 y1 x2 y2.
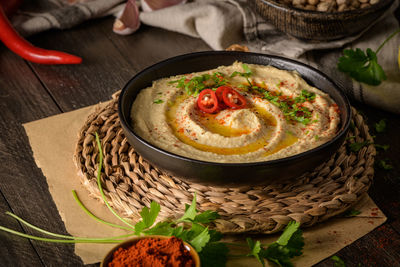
0 133 305 267
338 28 400 86
246 221 304 267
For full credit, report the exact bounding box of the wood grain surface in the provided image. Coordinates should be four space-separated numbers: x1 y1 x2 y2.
0 13 399 267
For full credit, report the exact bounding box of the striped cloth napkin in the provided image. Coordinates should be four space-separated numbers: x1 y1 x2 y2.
12 0 400 114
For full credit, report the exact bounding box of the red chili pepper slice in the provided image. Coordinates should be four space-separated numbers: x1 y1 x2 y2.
222 87 247 109
0 6 82 64
197 89 219 113
215 86 229 109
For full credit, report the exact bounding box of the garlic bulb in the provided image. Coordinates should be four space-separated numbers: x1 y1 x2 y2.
113 0 140 35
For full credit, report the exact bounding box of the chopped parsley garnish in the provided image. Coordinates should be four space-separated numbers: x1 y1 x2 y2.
259 88 316 125
153 99 163 104
169 72 227 96
231 64 252 77
230 64 253 87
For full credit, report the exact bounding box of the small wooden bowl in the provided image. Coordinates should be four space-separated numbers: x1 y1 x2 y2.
252 0 394 41
101 235 200 267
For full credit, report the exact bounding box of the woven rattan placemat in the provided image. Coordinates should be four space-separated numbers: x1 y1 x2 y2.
74 93 375 234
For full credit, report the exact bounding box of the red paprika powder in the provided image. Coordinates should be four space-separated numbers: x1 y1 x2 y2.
108 236 195 267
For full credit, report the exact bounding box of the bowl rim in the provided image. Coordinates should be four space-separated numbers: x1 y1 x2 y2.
100 235 200 267
118 50 352 167
256 0 394 16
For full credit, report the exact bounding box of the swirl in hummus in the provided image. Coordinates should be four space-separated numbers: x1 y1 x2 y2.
131 62 340 163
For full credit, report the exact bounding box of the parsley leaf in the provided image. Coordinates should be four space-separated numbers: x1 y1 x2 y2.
331 255 346 267
247 221 304 267
134 201 160 234
247 238 264 267
193 210 220 224
342 209 361 217
190 227 210 252
142 221 173 236
348 141 371 152
338 48 386 86
375 119 387 133
231 64 253 86
377 159 393 170
153 99 163 104
231 64 252 78
177 195 198 222
337 28 400 86
374 144 390 151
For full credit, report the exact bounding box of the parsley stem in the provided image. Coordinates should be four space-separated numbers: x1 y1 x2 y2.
0 226 124 243
72 190 134 231
376 28 400 54
5 212 135 241
95 133 136 230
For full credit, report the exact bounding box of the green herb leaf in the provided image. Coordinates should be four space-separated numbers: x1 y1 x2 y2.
170 72 228 96
374 144 390 151
247 238 264 267
331 255 346 267
153 99 163 104
189 227 210 252
178 194 197 222
231 64 252 78
193 210 220 224
142 201 160 228
342 209 361 217
142 221 173 236
377 159 393 170
375 119 387 133
348 141 371 152
338 48 387 86
247 221 304 267
134 201 161 234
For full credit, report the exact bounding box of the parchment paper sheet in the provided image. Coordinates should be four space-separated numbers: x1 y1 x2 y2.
23 102 387 266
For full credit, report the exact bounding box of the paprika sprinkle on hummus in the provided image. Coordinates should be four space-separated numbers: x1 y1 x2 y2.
108 236 195 267
131 62 340 163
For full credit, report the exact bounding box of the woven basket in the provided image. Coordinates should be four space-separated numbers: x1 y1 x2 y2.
74 93 375 234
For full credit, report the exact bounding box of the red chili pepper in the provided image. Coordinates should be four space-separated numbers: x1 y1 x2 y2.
222 87 247 109
197 89 219 113
215 86 229 109
0 6 82 64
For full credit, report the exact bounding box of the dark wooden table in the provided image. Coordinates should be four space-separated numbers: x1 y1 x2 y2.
1 13 400 267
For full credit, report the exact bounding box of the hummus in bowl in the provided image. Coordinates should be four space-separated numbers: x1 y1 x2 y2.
131 62 340 163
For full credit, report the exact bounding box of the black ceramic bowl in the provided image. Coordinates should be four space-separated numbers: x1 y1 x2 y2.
252 0 394 41
118 51 351 186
